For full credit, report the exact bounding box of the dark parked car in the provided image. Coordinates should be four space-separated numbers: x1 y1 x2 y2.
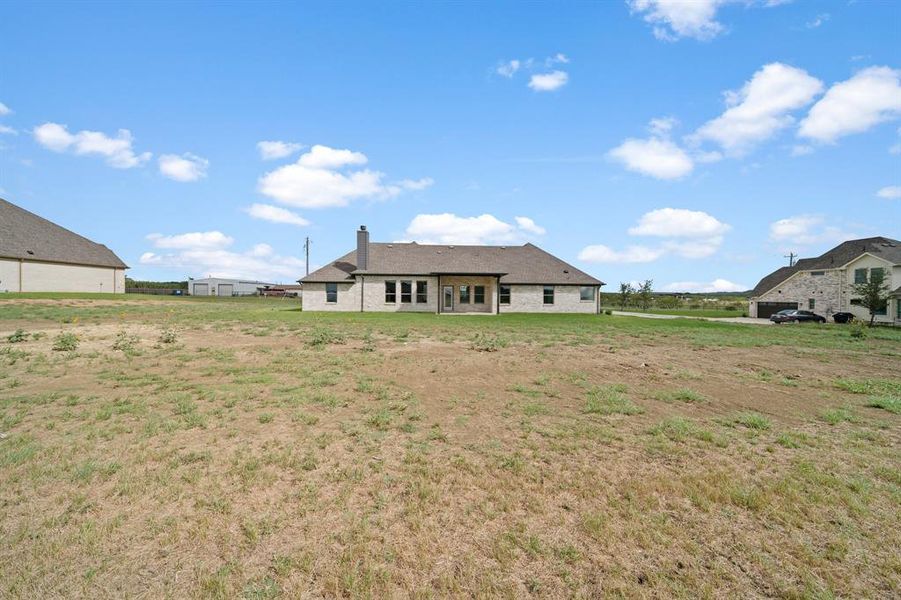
832 312 854 324
770 309 827 324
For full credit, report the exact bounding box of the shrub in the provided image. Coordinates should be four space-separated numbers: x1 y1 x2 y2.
6 329 27 344
52 332 79 352
604 309 612 315
848 320 867 339
470 332 508 352
112 331 139 353
159 328 178 344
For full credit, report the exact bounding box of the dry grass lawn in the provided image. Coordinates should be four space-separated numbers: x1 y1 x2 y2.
1 296 899 598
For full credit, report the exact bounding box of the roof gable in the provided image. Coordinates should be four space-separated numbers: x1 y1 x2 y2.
302 241 602 285
0 198 128 269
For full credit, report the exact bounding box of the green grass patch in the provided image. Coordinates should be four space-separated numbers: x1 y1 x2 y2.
584 384 642 415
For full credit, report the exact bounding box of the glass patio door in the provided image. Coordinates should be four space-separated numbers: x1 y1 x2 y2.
443 286 454 312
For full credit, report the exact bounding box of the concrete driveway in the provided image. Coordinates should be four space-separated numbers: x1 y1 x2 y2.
611 311 773 325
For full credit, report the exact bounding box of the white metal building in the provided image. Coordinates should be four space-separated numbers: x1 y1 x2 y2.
189 278 276 297
0 198 127 293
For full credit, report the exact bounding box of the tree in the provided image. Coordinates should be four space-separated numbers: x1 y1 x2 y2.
637 279 653 311
852 268 890 326
618 282 634 309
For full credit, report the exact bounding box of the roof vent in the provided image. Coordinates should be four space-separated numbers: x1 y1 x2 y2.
387 244 393 248
563 269 569 273
448 245 455 249
26 250 34 255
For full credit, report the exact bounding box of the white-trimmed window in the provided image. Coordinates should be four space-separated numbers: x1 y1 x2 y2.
499 285 511 305
401 280 412 303
326 283 338 303
385 281 396 303
580 286 595 301
416 280 428 303
543 285 555 305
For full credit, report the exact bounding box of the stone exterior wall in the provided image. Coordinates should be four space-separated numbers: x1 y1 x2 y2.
751 269 843 317
502 284 598 314
0 259 125 293
750 254 898 322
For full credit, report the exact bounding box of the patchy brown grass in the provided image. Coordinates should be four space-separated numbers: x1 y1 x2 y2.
0 298 899 598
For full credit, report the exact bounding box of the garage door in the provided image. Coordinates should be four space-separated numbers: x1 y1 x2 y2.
192 283 209 296
217 284 234 297
756 301 798 319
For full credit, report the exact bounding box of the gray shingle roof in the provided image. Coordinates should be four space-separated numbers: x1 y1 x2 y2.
752 237 901 296
302 242 603 286
0 198 128 269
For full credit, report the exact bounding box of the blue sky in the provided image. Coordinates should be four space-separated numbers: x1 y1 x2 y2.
0 0 899 290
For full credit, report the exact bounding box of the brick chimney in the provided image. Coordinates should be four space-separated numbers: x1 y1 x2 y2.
356 225 369 270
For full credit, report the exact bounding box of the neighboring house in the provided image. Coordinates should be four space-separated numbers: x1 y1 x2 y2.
301 226 603 314
749 237 901 324
189 277 277 297
0 198 127 293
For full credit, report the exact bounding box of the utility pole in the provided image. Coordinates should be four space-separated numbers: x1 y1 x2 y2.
784 252 797 267
304 237 311 276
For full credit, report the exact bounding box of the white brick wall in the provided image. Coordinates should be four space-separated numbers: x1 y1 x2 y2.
0 259 125 293
302 277 599 314
502 284 598 314
0 259 19 293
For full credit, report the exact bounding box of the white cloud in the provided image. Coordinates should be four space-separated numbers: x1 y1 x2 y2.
629 0 725 41
648 117 678 136
140 233 304 281
692 63 823 155
0 102 11 116
258 144 427 209
608 137 694 179
146 231 233 250
799 66 901 143
627 207 731 238
257 140 304 160
159 153 209 182
404 213 545 245
245 203 311 226
791 144 814 156
547 53 570 65
398 177 434 191
662 279 747 293
806 13 829 29
876 186 901 199
33 122 151 168
497 59 521 78
514 216 546 235
580 207 730 264
528 71 569 92
578 244 666 264
768 215 857 246
0 125 16 135
297 144 367 169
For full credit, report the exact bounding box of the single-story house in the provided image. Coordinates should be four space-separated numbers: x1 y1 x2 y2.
300 226 604 313
0 197 127 293
749 236 901 324
189 277 277 297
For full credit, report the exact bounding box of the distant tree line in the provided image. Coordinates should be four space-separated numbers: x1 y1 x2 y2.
125 278 188 290
599 281 749 313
